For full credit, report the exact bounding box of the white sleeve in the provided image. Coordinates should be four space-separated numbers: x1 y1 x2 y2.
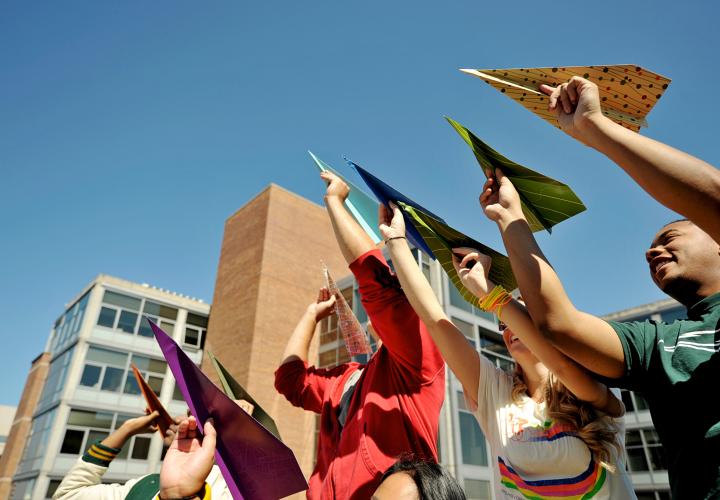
464 353 512 432
53 459 139 500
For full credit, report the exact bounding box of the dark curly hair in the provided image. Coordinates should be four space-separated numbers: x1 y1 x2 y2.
379 455 466 500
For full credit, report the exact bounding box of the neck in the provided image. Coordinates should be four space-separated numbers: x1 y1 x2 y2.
670 280 720 307
519 360 548 401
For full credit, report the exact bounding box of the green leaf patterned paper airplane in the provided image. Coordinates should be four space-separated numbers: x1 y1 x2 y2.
446 117 586 233
207 351 283 441
400 203 518 306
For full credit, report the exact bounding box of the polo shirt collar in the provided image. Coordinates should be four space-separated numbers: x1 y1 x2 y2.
687 292 720 320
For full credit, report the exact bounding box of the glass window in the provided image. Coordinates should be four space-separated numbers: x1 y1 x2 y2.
117 310 139 333
449 283 473 313
67 410 113 428
319 350 337 368
10 478 36 500
86 430 109 447
148 376 163 396
184 327 200 347
172 383 185 401
101 367 124 392
132 436 151 459
187 312 208 328
60 429 85 454
45 479 62 499
643 429 667 471
123 374 142 395
160 320 175 335
625 429 649 472
37 347 76 410
132 355 166 374
143 301 178 320
137 316 157 337
453 317 475 341
86 346 127 366
464 479 491 500
634 391 650 411
621 390 635 412
80 365 102 388
459 412 488 466
97 307 117 328
479 327 509 357
103 291 141 311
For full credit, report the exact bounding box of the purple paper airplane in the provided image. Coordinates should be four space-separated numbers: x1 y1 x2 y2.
148 319 307 500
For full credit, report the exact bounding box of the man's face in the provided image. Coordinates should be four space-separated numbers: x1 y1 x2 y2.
646 221 720 299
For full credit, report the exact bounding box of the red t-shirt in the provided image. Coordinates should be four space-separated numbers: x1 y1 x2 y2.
275 249 446 499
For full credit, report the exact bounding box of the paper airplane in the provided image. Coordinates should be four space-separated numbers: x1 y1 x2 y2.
350 160 444 259
149 320 307 500
130 363 176 438
461 65 670 132
447 117 586 233
323 264 372 356
309 151 381 244
400 204 517 305
206 351 282 441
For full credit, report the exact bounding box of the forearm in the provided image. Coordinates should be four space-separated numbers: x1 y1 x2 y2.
325 196 376 264
280 310 317 365
497 216 625 377
584 116 720 240
501 300 621 414
387 238 480 393
100 426 132 450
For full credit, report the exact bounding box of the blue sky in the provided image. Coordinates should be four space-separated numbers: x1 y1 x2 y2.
1 1 718 405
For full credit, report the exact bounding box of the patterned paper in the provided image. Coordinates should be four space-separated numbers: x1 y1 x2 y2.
461 65 671 132
323 264 372 356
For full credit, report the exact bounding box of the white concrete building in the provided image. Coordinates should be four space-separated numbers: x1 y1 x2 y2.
11 275 209 500
0 406 17 458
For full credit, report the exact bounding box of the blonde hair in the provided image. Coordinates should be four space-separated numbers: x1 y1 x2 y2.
511 367 621 471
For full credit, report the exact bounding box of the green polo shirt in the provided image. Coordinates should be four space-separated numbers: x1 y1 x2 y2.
609 293 720 499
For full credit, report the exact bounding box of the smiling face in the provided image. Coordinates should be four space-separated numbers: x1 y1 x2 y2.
502 326 538 365
646 220 720 304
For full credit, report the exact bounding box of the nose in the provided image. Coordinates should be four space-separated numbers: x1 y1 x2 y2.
645 245 663 263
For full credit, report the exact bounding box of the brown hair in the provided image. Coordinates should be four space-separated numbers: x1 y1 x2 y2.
511 367 621 470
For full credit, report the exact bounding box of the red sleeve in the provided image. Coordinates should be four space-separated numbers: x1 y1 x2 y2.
349 249 444 382
274 359 350 413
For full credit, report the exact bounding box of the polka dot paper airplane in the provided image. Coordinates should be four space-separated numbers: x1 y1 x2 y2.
461 65 671 132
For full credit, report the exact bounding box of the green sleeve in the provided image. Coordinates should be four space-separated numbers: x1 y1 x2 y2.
607 320 658 391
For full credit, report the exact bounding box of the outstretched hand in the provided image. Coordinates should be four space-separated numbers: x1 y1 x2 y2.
451 248 495 298
539 76 606 143
320 171 350 202
159 416 216 499
480 169 524 224
307 287 337 323
378 202 405 241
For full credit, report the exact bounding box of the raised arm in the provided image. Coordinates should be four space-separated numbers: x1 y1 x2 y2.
380 204 480 398
480 169 626 378
279 288 336 366
541 76 720 243
321 171 377 264
452 248 622 416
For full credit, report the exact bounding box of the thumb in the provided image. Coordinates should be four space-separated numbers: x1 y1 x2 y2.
494 168 508 184
200 419 217 457
538 83 555 96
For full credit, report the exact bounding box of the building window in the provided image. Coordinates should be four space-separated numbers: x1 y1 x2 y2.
626 429 650 472
459 411 488 466
643 429 667 471
49 291 90 354
60 410 152 460
17 409 58 475
453 317 477 348
79 346 166 396
464 478 492 500
317 287 356 368
96 290 177 338
478 327 509 358
45 480 62 499
172 382 185 401
37 347 76 411
184 313 208 349
10 478 36 500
